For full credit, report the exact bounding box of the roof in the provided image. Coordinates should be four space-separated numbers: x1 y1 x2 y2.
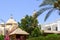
6 16 17 24
44 30 60 34
9 28 29 35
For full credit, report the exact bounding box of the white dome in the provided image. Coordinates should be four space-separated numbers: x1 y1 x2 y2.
0 22 4 24
6 17 17 24
33 10 37 14
32 10 37 16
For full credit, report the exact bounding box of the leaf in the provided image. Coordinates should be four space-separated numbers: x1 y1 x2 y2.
36 7 53 17
59 10 60 15
44 8 54 21
39 0 57 7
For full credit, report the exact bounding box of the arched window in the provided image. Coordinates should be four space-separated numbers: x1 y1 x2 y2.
56 27 57 31
47 27 51 30
45 26 51 30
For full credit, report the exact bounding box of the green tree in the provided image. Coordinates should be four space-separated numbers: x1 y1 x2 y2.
18 15 38 35
0 35 4 40
35 0 60 21
31 27 41 37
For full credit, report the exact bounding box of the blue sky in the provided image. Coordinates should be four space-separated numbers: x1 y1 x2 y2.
0 0 60 24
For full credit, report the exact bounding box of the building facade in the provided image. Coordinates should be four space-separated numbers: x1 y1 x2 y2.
41 20 60 34
0 16 18 35
0 16 29 40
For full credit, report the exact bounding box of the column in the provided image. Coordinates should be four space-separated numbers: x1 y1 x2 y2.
50 25 53 31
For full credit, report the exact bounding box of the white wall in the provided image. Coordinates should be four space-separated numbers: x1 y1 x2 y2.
57 21 60 31
41 23 58 31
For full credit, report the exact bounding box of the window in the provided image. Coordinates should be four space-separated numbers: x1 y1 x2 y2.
16 35 20 38
46 26 51 30
47 27 51 30
52 25 58 31
1 24 5 27
56 27 57 31
6 24 12 25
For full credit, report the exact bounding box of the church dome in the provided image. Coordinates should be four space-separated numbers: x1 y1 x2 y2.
6 16 17 24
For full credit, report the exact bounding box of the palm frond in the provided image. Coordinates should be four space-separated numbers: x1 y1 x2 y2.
44 8 54 21
59 10 60 15
36 7 53 17
40 0 57 7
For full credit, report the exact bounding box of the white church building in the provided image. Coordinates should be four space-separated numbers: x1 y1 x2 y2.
41 20 60 34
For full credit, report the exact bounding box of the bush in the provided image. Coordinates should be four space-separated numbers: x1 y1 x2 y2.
27 34 60 40
45 34 60 40
0 35 4 40
31 27 41 37
27 36 45 40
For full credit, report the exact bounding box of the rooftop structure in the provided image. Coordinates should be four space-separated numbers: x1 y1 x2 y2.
41 19 60 34
0 16 29 40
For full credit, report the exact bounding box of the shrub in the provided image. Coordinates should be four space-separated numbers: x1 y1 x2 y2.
27 34 60 40
0 35 4 40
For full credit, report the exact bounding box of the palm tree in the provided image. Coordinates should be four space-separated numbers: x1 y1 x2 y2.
33 0 60 21
40 0 57 7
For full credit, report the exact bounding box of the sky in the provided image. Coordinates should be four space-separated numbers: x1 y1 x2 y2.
0 0 60 24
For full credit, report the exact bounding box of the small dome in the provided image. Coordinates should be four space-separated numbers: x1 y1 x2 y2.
33 10 37 16
0 22 4 24
6 16 17 24
32 10 38 18
33 10 37 14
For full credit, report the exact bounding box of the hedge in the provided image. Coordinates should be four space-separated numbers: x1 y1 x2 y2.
27 34 60 40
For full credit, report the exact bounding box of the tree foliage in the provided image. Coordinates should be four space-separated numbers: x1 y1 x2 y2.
35 0 60 21
39 0 57 7
31 27 41 37
18 15 39 35
0 35 4 40
27 34 60 40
